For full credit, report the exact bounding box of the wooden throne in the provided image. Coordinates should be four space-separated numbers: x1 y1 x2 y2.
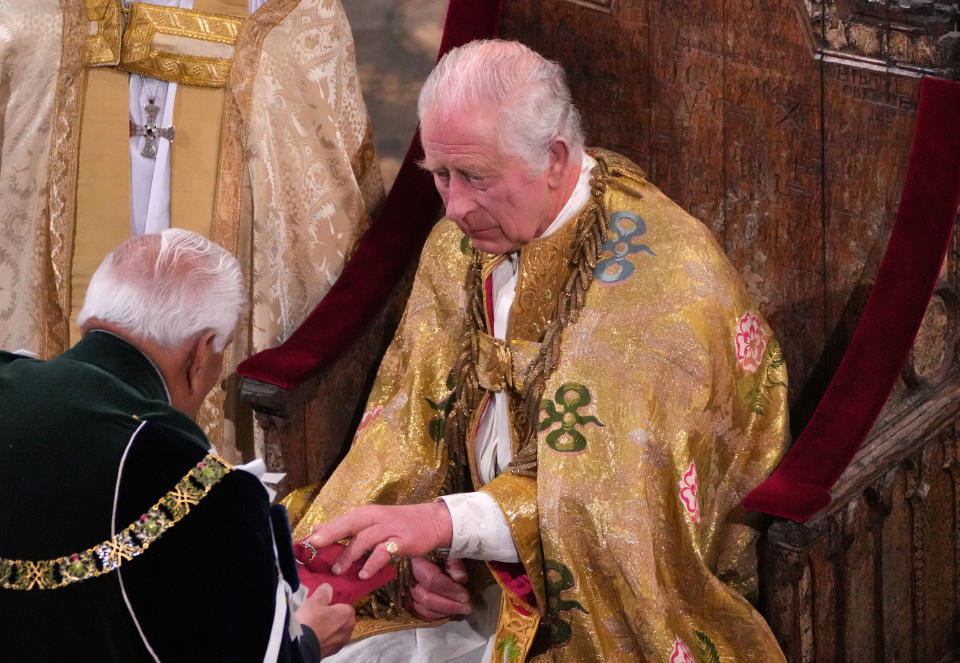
239 0 960 659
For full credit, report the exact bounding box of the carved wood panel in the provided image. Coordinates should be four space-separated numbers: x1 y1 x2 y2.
760 381 960 661
498 0 959 427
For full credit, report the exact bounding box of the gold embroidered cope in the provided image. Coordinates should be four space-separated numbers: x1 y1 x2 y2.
288 152 791 661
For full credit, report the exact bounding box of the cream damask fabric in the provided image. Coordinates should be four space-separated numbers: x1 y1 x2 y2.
239 0 381 357
0 1 64 354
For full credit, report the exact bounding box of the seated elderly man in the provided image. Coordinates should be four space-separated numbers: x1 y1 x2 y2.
294 39 789 662
0 230 353 661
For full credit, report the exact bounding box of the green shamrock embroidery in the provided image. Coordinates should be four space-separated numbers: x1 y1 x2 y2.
539 383 603 453
545 559 588 646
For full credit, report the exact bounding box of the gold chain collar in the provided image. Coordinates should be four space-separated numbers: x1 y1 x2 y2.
1 454 232 591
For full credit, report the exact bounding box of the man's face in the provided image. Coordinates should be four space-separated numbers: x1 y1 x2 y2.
420 107 559 254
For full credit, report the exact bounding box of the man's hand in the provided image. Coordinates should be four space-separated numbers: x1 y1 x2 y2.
408 557 472 620
297 583 355 658
306 502 454 580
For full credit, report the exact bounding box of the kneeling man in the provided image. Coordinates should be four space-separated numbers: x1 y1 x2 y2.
0 229 353 661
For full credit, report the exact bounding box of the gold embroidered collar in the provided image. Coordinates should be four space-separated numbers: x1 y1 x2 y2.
84 0 244 88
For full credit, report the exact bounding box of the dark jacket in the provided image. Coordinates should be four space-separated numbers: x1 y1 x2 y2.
0 331 320 662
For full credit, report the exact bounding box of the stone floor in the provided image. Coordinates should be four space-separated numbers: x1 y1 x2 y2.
342 0 448 189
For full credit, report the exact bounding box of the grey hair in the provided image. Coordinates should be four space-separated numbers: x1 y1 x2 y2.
77 229 246 352
418 39 585 174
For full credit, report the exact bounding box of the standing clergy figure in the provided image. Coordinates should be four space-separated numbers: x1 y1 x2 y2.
291 40 792 662
0 0 383 458
0 230 354 661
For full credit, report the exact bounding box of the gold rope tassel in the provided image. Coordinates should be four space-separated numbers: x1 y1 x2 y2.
510 183 609 477
442 155 617 485
441 254 487 495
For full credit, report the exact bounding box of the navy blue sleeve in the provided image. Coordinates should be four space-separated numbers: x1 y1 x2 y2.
115 421 316 662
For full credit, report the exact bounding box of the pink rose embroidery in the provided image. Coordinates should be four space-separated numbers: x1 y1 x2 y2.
670 638 696 663
679 461 700 523
356 405 383 433
735 311 768 373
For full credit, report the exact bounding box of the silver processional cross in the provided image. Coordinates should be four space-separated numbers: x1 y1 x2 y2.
132 99 175 159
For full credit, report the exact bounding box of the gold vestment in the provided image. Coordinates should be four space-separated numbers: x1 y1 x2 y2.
291 151 789 662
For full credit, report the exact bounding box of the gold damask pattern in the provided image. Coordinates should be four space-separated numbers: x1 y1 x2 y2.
211 0 297 257
0 1 68 355
0 453 232 591
119 3 243 87
83 0 122 66
494 593 541 663
508 215 581 343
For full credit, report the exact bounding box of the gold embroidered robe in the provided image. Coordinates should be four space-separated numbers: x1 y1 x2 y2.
0 0 382 455
290 152 789 662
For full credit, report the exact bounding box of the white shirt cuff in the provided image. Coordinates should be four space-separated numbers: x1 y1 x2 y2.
438 492 520 563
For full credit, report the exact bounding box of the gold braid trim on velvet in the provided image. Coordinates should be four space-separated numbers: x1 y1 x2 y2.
0 454 232 591
442 156 613 484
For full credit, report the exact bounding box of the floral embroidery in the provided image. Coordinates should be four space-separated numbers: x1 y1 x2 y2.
356 405 383 433
594 210 655 284
670 637 696 663
735 312 767 373
678 461 700 523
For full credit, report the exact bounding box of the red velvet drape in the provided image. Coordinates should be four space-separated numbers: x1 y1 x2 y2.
744 76 960 521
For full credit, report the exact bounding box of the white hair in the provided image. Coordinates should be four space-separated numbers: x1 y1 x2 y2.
77 229 245 352
418 39 585 174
